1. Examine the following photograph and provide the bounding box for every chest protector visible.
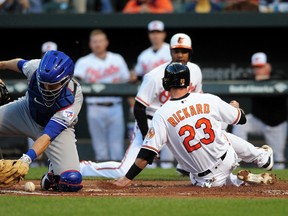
[28,73,75,127]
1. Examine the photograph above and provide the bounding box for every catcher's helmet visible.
[36,50,74,107]
[162,62,190,91]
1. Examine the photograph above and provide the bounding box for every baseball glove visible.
[0,159,29,187]
[0,79,11,106]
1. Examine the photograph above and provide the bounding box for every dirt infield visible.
[1,179,288,198]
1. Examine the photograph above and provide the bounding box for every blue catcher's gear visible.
[162,62,190,91]
[58,170,83,192]
[41,170,83,192]
[36,50,74,107]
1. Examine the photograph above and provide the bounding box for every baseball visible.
[24,181,35,192]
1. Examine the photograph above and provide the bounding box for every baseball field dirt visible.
[2,178,288,198]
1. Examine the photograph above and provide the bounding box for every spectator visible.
[259,0,288,12]
[0,0,31,13]
[86,0,114,13]
[122,0,174,13]
[74,29,130,162]
[223,0,259,11]
[185,0,222,13]
[232,52,287,169]
[113,0,129,12]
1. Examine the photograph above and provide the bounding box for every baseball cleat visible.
[261,145,274,171]
[40,172,60,191]
[237,170,276,185]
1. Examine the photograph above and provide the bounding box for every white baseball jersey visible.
[135,62,203,117]
[134,43,171,77]
[142,93,241,174]
[74,52,130,104]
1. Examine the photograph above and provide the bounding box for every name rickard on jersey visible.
[167,103,210,127]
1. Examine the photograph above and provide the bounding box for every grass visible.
[1,167,288,216]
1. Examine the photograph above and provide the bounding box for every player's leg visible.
[0,97,38,136]
[107,104,125,161]
[189,145,242,187]
[80,121,143,178]
[263,121,287,169]
[87,105,109,161]
[224,131,273,169]
[41,128,83,192]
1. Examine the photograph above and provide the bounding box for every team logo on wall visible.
[145,127,155,139]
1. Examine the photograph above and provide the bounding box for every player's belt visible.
[197,151,227,177]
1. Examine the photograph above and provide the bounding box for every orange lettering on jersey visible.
[168,103,210,127]
[86,65,120,82]
[189,105,197,116]
[196,104,203,114]
[182,107,191,118]
[172,113,180,123]
[176,110,185,121]
[168,117,178,127]
[204,104,210,113]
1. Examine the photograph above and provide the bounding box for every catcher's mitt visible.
[0,79,11,106]
[0,160,29,188]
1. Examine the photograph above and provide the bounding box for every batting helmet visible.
[162,62,190,91]
[36,50,74,107]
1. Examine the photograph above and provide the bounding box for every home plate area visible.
[1,179,288,198]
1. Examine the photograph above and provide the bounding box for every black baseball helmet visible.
[162,62,190,91]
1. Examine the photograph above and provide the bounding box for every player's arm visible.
[229,100,247,124]
[114,148,157,187]
[133,100,149,139]
[0,58,23,73]
[19,134,51,165]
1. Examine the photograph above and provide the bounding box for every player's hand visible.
[229,100,239,108]
[113,176,132,187]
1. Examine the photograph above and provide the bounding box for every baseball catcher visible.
[0,78,10,106]
[0,159,29,187]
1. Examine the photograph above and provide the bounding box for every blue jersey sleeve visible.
[43,120,67,141]
[17,60,29,73]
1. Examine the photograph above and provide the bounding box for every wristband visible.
[125,163,143,180]
[25,149,37,162]
[20,154,32,165]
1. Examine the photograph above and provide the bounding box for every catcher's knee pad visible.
[58,170,83,192]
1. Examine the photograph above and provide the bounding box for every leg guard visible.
[58,170,83,192]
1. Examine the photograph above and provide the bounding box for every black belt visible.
[147,115,153,120]
[197,151,227,177]
[89,102,120,107]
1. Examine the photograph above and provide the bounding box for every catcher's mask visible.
[36,50,74,107]
[162,62,190,91]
